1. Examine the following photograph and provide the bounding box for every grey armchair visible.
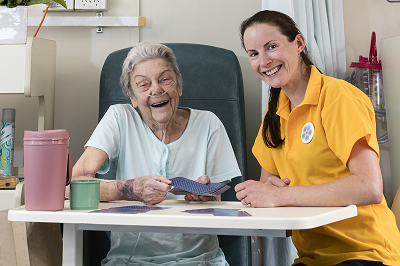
[83,43,251,266]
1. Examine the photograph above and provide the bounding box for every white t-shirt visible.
[85,104,241,266]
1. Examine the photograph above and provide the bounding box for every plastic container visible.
[1,108,15,177]
[350,32,385,111]
[70,180,101,210]
[23,130,72,211]
[0,6,28,44]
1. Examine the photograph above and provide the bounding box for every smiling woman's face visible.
[243,23,305,90]
[130,58,182,129]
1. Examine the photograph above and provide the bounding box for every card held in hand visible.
[169,177,230,196]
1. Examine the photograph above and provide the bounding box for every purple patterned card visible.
[91,205,169,214]
[183,208,252,217]
[169,177,230,196]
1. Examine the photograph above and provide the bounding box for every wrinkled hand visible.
[184,175,220,202]
[235,176,290,208]
[120,175,171,205]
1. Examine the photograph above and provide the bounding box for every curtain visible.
[255,1,346,265]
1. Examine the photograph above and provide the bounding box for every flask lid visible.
[24,129,69,141]
[350,32,382,70]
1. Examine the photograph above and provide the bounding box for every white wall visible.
[0,0,263,180]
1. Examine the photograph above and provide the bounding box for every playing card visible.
[183,208,252,217]
[169,177,230,196]
[92,205,168,214]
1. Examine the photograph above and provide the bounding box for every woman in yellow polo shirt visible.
[235,10,400,266]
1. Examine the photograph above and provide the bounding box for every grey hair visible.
[120,42,183,98]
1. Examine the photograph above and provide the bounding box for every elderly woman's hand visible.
[118,175,171,205]
[184,175,220,202]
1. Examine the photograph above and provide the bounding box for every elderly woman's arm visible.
[68,146,171,205]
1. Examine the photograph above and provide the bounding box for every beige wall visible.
[343,0,400,205]
[1,1,263,180]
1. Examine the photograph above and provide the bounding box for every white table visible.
[8,200,357,266]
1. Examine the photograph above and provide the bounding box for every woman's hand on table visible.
[184,175,220,202]
[235,176,290,208]
[119,175,171,205]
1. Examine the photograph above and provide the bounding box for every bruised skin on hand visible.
[116,179,142,202]
[116,176,170,205]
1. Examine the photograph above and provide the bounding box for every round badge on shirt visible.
[301,122,314,144]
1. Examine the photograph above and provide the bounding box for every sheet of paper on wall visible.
[169,177,230,196]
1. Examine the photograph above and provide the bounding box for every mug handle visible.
[66,150,72,186]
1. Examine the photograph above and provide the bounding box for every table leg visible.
[251,236,264,266]
[63,223,83,266]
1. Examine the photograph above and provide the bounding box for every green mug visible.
[70,180,100,210]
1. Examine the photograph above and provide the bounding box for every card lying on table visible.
[169,177,230,196]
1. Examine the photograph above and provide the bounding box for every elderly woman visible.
[71,42,240,266]
[235,10,400,266]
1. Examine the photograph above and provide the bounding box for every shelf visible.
[28,16,145,27]
[0,37,56,131]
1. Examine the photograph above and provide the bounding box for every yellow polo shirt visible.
[253,66,400,266]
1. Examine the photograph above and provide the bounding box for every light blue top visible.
[85,104,241,266]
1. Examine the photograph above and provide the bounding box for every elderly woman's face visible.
[243,23,305,90]
[129,58,182,128]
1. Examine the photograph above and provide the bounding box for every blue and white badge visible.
[301,122,314,144]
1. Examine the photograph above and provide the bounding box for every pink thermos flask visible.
[23,130,72,211]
